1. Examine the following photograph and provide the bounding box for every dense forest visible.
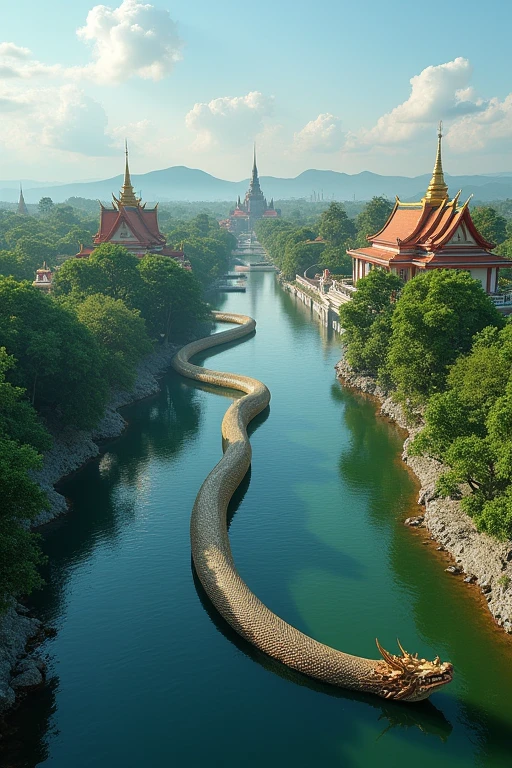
[339,269,512,540]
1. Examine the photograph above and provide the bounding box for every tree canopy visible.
[410,325,512,540]
[355,197,394,247]
[387,270,504,403]
[0,277,108,427]
[138,255,207,341]
[338,269,402,378]
[471,206,507,246]
[75,294,152,391]
[0,349,50,612]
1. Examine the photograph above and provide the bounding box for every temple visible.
[17,184,28,215]
[32,262,53,293]
[348,125,509,294]
[77,143,187,267]
[225,147,280,233]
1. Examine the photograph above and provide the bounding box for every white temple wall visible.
[468,268,487,290]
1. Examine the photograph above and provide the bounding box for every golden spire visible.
[119,139,139,206]
[423,122,449,206]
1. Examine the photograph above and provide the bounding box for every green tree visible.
[53,257,109,299]
[14,236,57,269]
[339,269,402,378]
[319,202,356,247]
[387,270,504,403]
[38,197,54,216]
[75,294,152,390]
[0,277,108,427]
[355,197,394,246]
[0,250,33,281]
[282,241,324,280]
[0,348,51,453]
[471,206,507,246]
[89,243,143,308]
[0,350,50,612]
[409,322,512,540]
[138,255,207,341]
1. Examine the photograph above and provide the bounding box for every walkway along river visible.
[3,271,512,767]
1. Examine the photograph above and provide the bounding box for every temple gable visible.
[447,224,476,246]
[112,222,137,241]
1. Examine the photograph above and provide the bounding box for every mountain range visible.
[1,167,512,205]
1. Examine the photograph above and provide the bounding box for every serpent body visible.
[172,311,453,702]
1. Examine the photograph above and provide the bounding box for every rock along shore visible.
[0,341,180,715]
[335,357,512,636]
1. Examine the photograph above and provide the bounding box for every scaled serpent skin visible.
[172,312,453,702]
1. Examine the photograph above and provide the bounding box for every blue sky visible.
[1,0,512,182]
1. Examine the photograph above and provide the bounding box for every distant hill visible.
[2,166,512,205]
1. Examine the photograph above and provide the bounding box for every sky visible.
[1,0,512,183]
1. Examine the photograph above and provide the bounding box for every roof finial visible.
[423,121,449,206]
[119,139,139,206]
[17,182,29,215]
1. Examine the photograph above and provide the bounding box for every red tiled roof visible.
[348,246,400,264]
[95,204,165,247]
[76,246,94,258]
[159,248,185,259]
[370,199,495,252]
[371,204,425,246]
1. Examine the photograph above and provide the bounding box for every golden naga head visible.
[374,639,453,702]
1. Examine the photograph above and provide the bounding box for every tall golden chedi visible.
[422,122,450,206]
[348,123,509,294]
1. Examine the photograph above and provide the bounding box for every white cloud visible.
[0,85,114,156]
[0,43,62,80]
[445,94,512,153]
[185,91,274,150]
[293,113,344,153]
[0,43,31,59]
[39,86,114,155]
[351,57,487,148]
[76,0,183,83]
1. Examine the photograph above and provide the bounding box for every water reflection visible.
[0,372,204,765]
[334,378,512,767]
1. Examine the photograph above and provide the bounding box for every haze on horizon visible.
[1,0,511,184]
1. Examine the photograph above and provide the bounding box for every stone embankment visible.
[0,341,179,714]
[336,357,512,635]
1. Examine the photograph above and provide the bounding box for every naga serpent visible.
[172,311,453,702]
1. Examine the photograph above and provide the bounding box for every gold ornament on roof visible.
[118,139,140,207]
[422,122,449,206]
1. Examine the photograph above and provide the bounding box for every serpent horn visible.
[397,638,409,658]
[376,638,401,669]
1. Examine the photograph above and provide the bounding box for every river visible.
[3,271,512,768]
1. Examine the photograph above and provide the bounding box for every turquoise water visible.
[3,271,512,767]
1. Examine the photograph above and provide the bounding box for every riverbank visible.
[335,357,512,635]
[0,340,180,715]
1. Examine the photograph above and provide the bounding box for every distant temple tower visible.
[348,124,509,294]
[226,146,280,233]
[17,184,28,215]
[77,142,188,267]
[32,262,53,293]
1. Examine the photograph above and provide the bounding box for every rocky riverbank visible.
[0,341,180,715]
[336,357,512,635]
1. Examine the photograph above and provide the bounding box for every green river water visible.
[3,271,512,767]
